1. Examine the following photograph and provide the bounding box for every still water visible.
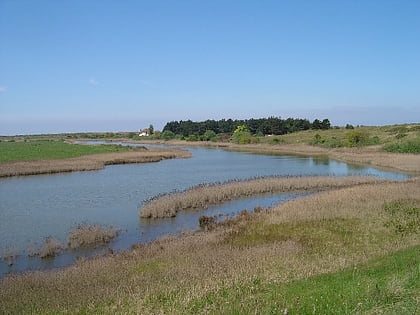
[0,145,407,277]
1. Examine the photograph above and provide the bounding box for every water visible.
[0,145,407,277]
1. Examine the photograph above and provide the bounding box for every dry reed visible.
[140,175,385,218]
[0,148,191,177]
[37,237,63,258]
[0,177,418,313]
[67,224,119,249]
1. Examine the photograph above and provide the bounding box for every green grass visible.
[0,140,132,163]
[223,218,361,252]
[258,123,420,149]
[187,245,420,314]
[383,138,420,154]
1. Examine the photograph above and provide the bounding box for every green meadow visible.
[0,140,131,163]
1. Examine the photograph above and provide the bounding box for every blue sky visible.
[1,0,419,135]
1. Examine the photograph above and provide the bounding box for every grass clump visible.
[38,237,63,258]
[198,215,217,231]
[383,200,419,235]
[67,224,119,249]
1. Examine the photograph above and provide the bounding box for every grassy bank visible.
[1,177,418,313]
[0,140,134,163]
[140,175,384,218]
[0,141,191,177]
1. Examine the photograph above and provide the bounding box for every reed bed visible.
[140,175,385,218]
[0,178,418,313]
[67,224,119,249]
[0,148,191,177]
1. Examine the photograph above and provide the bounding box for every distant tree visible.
[321,119,331,130]
[202,130,217,141]
[345,124,354,129]
[312,119,322,130]
[148,124,154,135]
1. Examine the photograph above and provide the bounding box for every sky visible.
[1,0,419,135]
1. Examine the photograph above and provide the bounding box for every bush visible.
[186,134,199,142]
[160,130,176,140]
[383,138,420,153]
[202,130,217,141]
[311,134,324,145]
[345,130,369,147]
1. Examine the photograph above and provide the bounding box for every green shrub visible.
[383,138,420,153]
[345,130,369,147]
[202,130,217,141]
[311,133,324,145]
[160,130,176,140]
[186,134,199,142]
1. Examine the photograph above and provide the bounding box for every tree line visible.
[162,117,331,137]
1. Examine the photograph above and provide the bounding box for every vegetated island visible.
[0,140,191,177]
[0,119,419,313]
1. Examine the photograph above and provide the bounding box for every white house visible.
[139,128,150,137]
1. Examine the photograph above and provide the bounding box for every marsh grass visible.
[0,140,134,163]
[37,237,63,259]
[0,147,191,177]
[140,175,384,218]
[68,224,120,249]
[0,178,418,313]
[0,249,19,266]
[383,199,420,235]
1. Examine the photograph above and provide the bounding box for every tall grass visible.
[140,175,384,218]
[0,178,418,313]
[67,224,120,249]
[0,148,191,177]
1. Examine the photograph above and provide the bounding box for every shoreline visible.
[0,147,191,178]
[2,138,419,177]
[1,177,418,312]
[134,139,420,174]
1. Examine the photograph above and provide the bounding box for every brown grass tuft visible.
[140,175,385,218]
[67,224,120,249]
[38,237,63,258]
[0,148,191,177]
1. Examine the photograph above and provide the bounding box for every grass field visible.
[260,123,420,151]
[0,140,133,163]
